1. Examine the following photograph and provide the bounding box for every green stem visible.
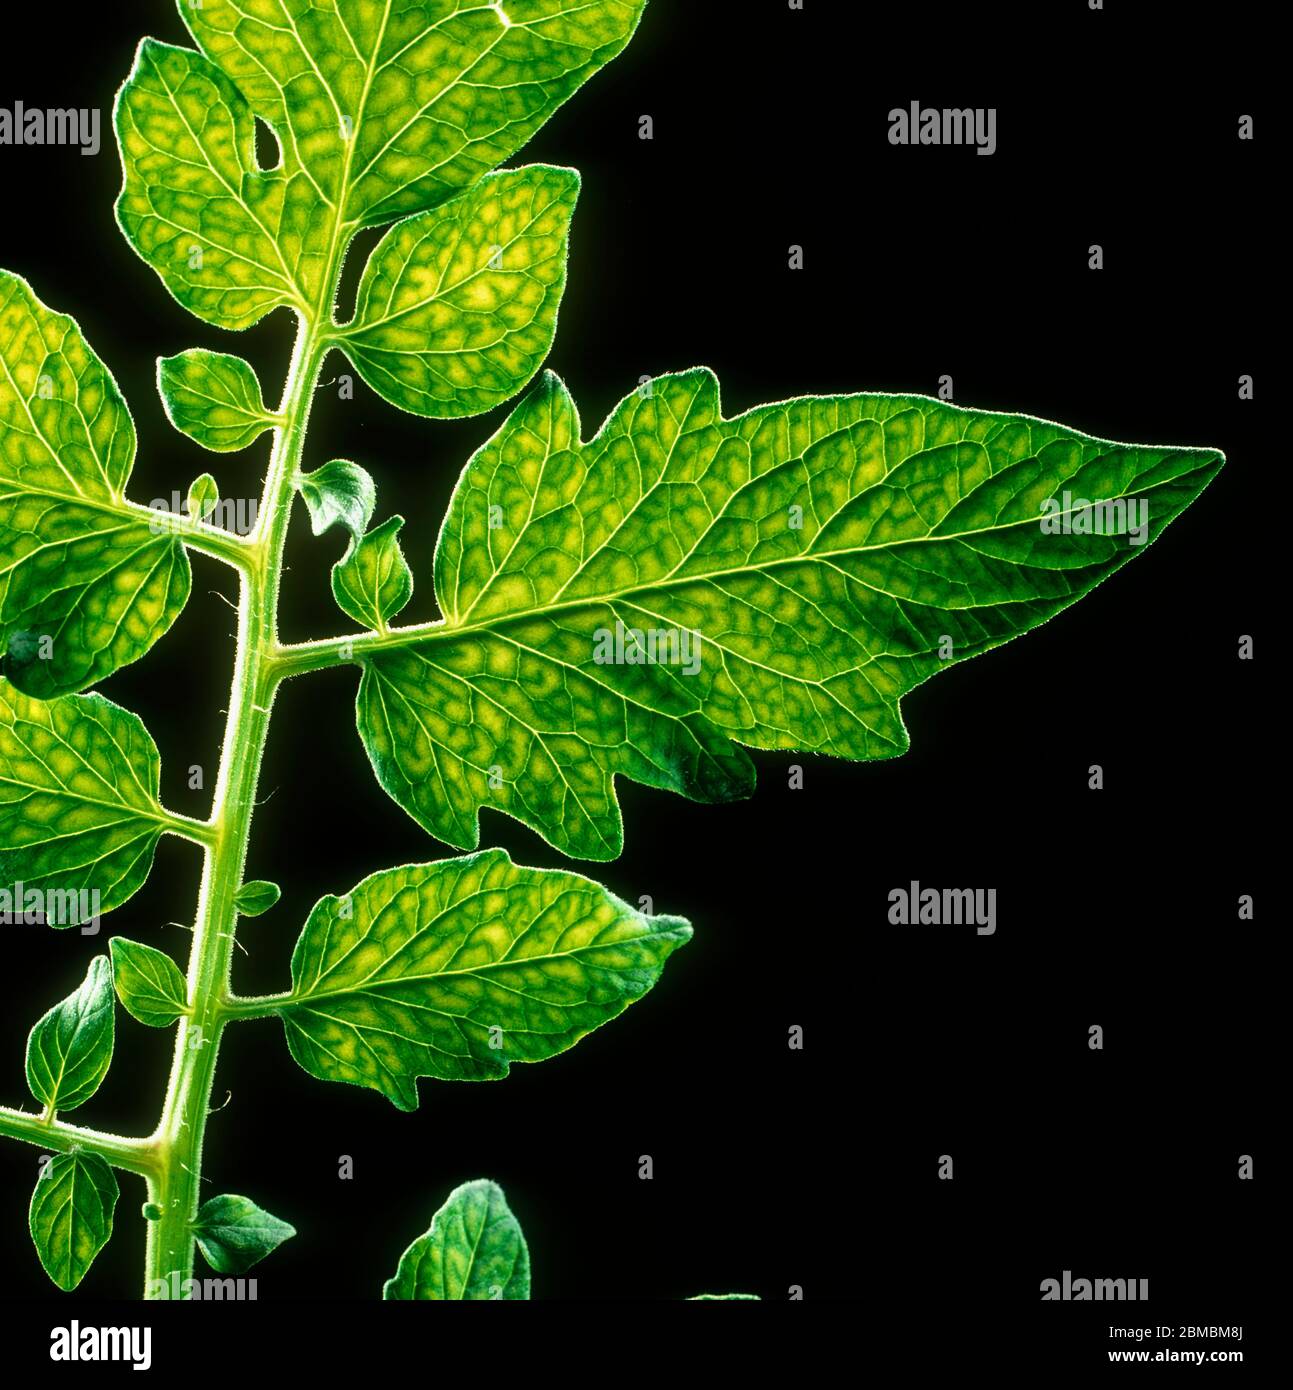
[122,498,255,572]
[0,1105,157,1178]
[218,993,292,1022]
[160,810,219,848]
[141,316,327,1298]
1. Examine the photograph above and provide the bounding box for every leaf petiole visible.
[0,1103,158,1178]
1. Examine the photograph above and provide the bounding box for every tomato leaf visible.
[279,848,690,1109]
[384,1180,529,1300]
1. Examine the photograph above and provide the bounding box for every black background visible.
[0,0,1273,1371]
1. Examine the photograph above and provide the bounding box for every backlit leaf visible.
[384,1179,529,1300]
[299,459,376,548]
[0,683,169,919]
[110,938,189,1028]
[114,38,315,329]
[332,516,412,631]
[337,166,578,418]
[187,472,219,520]
[29,1149,119,1292]
[279,847,691,1109]
[116,1,646,331]
[0,272,190,696]
[182,0,645,229]
[356,371,1225,859]
[192,1194,296,1275]
[26,957,115,1114]
[234,879,281,917]
[159,350,276,452]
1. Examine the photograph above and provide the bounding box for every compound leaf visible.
[337,165,579,418]
[192,1194,296,1275]
[0,684,169,920]
[332,516,412,631]
[384,1179,529,1300]
[110,938,189,1028]
[29,1149,119,1292]
[26,956,115,1114]
[116,1,646,334]
[159,350,276,452]
[279,847,691,1109]
[355,371,1225,860]
[0,272,190,696]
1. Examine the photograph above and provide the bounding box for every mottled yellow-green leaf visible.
[0,683,169,919]
[357,370,1225,860]
[182,0,645,228]
[332,516,412,631]
[338,166,578,417]
[384,1180,529,1299]
[110,937,189,1028]
[26,956,115,1114]
[116,2,646,331]
[0,271,190,697]
[29,1149,119,1292]
[160,350,276,452]
[279,848,691,1109]
[114,38,317,328]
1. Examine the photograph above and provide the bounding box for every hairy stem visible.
[141,317,327,1298]
[0,1105,157,1177]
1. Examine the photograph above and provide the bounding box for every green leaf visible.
[109,938,188,1028]
[29,1149,119,1291]
[159,350,276,453]
[191,1194,296,1275]
[234,879,281,917]
[337,166,579,418]
[0,272,190,697]
[116,2,646,329]
[332,516,412,632]
[299,459,376,548]
[114,38,312,329]
[356,371,1225,860]
[0,684,169,920]
[187,473,219,521]
[384,1180,529,1300]
[26,957,115,1114]
[181,0,646,229]
[279,847,691,1109]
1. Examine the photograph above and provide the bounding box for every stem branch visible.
[0,1104,156,1178]
[141,316,328,1298]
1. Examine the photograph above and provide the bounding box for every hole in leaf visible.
[332,225,384,327]
[254,118,281,173]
